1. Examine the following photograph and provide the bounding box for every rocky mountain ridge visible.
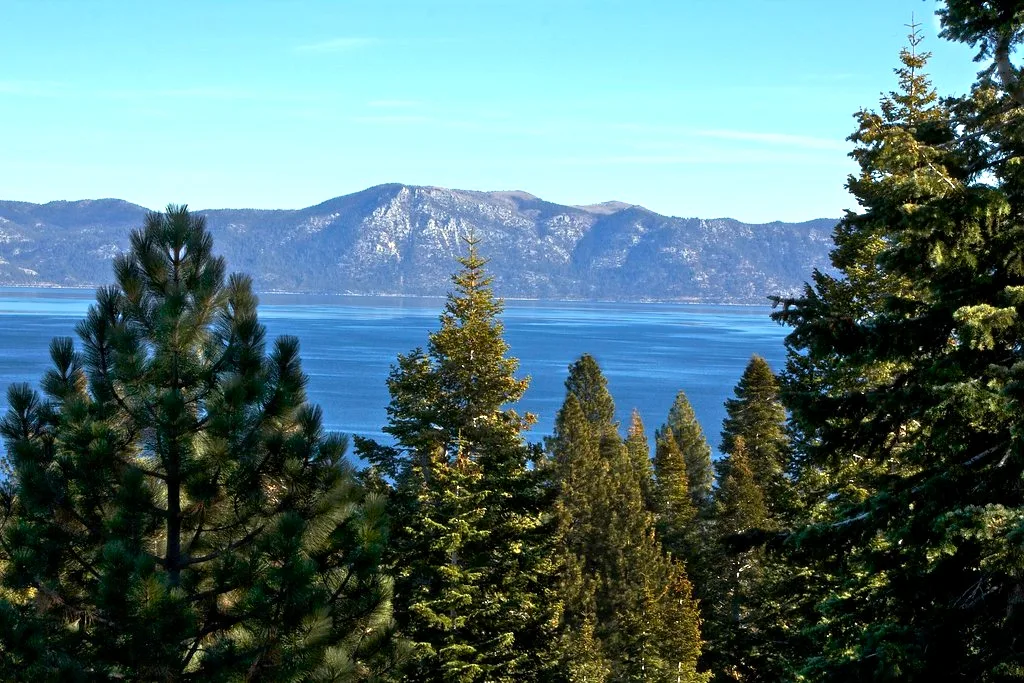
[0,184,836,303]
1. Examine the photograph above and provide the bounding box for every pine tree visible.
[719,356,790,518]
[0,206,395,680]
[624,410,655,511]
[664,391,714,510]
[717,439,768,548]
[550,357,706,682]
[652,428,697,558]
[563,355,616,430]
[773,20,1024,679]
[547,388,617,681]
[358,237,554,681]
[400,443,489,682]
[703,438,772,683]
[653,389,715,667]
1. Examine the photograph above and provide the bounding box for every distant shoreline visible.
[0,284,781,309]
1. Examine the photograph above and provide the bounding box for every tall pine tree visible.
[702,437,773,683]
[652,428,697,559]
[719,356,790,519]
[549,356,706,682]
[358,237,554,681]
[774,19,1024,679]
[0,206,396,680]
[624,410,655,511]
[662,391,714,511]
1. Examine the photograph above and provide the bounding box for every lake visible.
[0,288,790,455]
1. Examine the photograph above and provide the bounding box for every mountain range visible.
[0,184,837,303]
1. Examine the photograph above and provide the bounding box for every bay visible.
[0,288,789,455]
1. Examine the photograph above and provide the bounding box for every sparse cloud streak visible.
[694,128,849,151]
[367,99,423,109]
[295,37,378,53]
[0,80,69,97]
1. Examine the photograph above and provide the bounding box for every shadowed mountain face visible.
[0,184,835,302]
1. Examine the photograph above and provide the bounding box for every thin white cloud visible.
[367,99,423,108]
[694,128,849,151]
[0,80,69,97]
[591,122,849,152]
[295,37,378,53]
[550,150,853,167]
[150,86,268,100]
[350,114,432,125]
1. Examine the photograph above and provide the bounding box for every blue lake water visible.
[0,288,790,455]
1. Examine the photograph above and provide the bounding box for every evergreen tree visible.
[719,356,790,518]
[652,428,697,558]
[703,438,772,683]
[0,206,395,680]
[549,398,611,682]
[717,439,768,548]
[624,410,655,512]
[358,237,554,681]
[400,442,489,682]
[550,357,705,682]
[563,355,616,430]
[773,20,1024,679]
[663,391,714,510]
[553,551,609,683]
[653,389,715,669]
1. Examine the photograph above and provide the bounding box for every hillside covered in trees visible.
[0,2,1023,680]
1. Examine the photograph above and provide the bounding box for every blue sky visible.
[1,0,982,221]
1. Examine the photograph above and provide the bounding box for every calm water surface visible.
[0,289,789,453]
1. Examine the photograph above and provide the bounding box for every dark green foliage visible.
[720,356,790,519]
[358,238,554,682]
[663,391,714,510]
[717,439,768,538]
[549,357,706,682]
[700,438,774,683]
[772,20,1024,680]
[0,206,395,680]
[548,395,613,682]
[697,356,792,682]
[624,410,655,511]
[652,389,715,675]
[652,428,698,558]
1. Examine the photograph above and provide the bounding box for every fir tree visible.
[716,439,769,552]
[663,391,714,510]
[0,206,395,680]
[703,438,773,683]
[624,410,655,511]
[652,428,697,558]
[550,357,705,682]
[773,20,1024,679]
[358,237,554,681]
[719,356,790,518]
[400,442,489,682]
[547,389,617,681]
[563,355,616,430]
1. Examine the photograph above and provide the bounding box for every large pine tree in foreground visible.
[0,206,395,680]
[358,237,554,682]
[774,20,1024,680]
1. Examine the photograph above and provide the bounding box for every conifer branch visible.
[994,31,1024,108]
[180,523,267,567]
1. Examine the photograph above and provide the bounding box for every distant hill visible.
[0,184,836,303]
